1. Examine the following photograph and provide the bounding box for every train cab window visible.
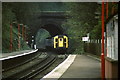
[64,38,66,42]
[55,39,58,42]
[64,43,66,46]
[56,43,58,47]
[60,38,62,41]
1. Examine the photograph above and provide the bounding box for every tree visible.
[62,2,99,54]
[2,3,39,52]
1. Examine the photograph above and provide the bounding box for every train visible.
[45,35,69,54]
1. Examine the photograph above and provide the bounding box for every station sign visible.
[82,37,89,41]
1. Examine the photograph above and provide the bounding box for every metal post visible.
[101,1,105,80]
[24,27,26,41]
[10,23,12,51]
[22,24,24,40]
[18,24,20,50]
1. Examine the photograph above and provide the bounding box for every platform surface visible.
[59,55,101,79]
[0,49,38,60]
[42,54,101,80]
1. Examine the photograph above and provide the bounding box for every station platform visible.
[41,54,101,80]
[0,49,38,60]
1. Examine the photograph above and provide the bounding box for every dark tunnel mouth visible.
[35,24,64,49]
[41,24,64,37]
[28,23,64,46]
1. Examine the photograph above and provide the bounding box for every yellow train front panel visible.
[58,38,64,47]
[53,35,68,49]
[54,36,58,48]
[63,35,68,48]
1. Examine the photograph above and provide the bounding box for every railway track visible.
[2,50,39,72]
[2,52,42,72]
[2,52,57,80]
[19,55,57,80]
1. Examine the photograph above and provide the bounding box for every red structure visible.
[24,26,28,42]
[24,27,26,41]
[22,24,25,40]
[18,24,20,49]
[10,23,13,51]
[101,1,105,80]
[102,1,118,80]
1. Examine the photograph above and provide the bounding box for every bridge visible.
[27,11,69,48]
[26,3,70,48]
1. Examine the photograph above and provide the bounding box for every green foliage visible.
[90,20,102,39]
[62,2,98,54]
[65,2,98,31]
[89,2,118,39]
[2,3,30,53]
[62,19,85,54]
[9,2,40,25]
[2,22,30,53]
[2,3,15,53]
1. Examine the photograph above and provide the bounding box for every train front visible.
[53,35,68,54]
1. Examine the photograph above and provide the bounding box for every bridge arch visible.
[41,23,64,37]
[29,21,64,48]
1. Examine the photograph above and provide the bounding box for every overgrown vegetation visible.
[62,2,98,54]
[62,2,118,54]
[2,3,40,53]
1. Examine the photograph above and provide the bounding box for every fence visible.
[84,39,102,56]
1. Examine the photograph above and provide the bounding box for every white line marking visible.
[0,49,38,61]
[40,54,76,80]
